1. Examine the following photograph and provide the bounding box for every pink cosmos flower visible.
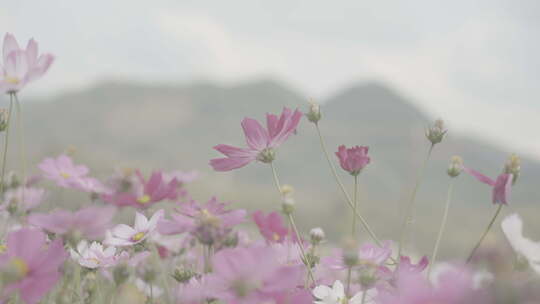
[28,205,117,240]
[105,209,164,246]
[463,167,513,204]
[1,33,54,93]
[0,228,67,304]
[39,154,89,188]
[378,264,489,304]
[253,210,289,243]
[206,245,304,304]
[398,255,429,275]
[158,197,246,245]
[102,170,178,208]
[70,240,128,269]
[323,241,393,270]
[210,107,302,171]
[335,145,370,176]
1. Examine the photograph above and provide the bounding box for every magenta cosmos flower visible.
[1,33,54,93]
[336,145,370,176]
[0,228,67,304]
[253,210,290,243]
[463,167,513,204]
[210,107,302,171]
[206,245,304,304]
[158,197,246,245]
[102,170,178,208]
[28,205,117,240]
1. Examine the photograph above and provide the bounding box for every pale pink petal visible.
[210,156,254,171]
[463,167,496,186]
[241,118,269,151]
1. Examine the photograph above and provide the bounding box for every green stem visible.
[314,123,382,247]
[0,94,14,194]
[150,244,172,303]
[466,204,503,264]
[73,263,83,303]
[269,162,315,285]
[14,94,26,204]
[428,180,454,278]
[361,290,367,304]
[397,144,434,262]
[352,175,358,236]
[345,267,353,297]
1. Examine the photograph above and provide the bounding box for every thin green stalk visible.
[269,162,315,285]
[14,94,26,203]
[466,204,503,264]
[314,123,382,247]
[428,180,454,278]
[73,264,83,304]
[150,244,172,303]
[397,144,434,262]
[346,175,359,296]
[352,175,359,236]
[361,290,367,304]
[0,94,14,194]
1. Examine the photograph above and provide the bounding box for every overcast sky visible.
[3,1,540,159]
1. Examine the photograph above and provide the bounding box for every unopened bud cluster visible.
[426,119,447,145]
[309,227,325,245]
[306,102,321,123]
[447,156,464,177]
[504,154,521,185]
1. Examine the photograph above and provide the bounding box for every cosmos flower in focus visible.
[313,280,366,304]
[105,209,164,246]
[463,167,513,205]
[335,145,370,176]
[70,240,128,269]
[210,107,302,171]
[0,33,54,93]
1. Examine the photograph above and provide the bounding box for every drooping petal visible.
[492,173,512,205]
[209,156,254,172]
[463,167,496,186]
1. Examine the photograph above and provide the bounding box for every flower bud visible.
[280,184,294,196]
[425,119,447,145]
[256,148,275,163]
[172,268,197,283]
[306,102,321,123]
[281,197,295,215]
[309,227,325,245]
[342,237,359,267]
[0,109,8,132]
[447,156,463,178]
[504,154,520,185]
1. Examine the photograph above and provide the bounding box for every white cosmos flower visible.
[105,209,164,246]
[70,240,127,268]
[313,280,366,304]
[501,213,540,275]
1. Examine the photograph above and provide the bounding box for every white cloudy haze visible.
[3,1,540,158]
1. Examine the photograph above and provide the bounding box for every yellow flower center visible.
[132,232,145,241]
[0,244,6,253]
[137,195,151,204]
[60,172,71,179]
[5,76,20,84]
[10,257,29,277]
[272,233,281,241]
[199,209,220,226]
[89,258,101,265]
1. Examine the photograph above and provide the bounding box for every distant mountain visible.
[2,79,537,257]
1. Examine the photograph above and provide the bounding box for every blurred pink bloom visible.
[38,154,88,186]
[175,277,213,304]
[158,197,246,245]
[378,264,489,304]
[398,255,429,276]
[206,245,304,303]
[0,33,54,93]
[2,187,45,212]
[253,210,289,243]
[0,228,67,304]
[210,107,302,171]
[102,170,178,208]
[359,241,393,265]
[463,167,513,204]
[105,209,164,246]
[162,170,199,185]
[335,145,370,176]
[28,205,117,240]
